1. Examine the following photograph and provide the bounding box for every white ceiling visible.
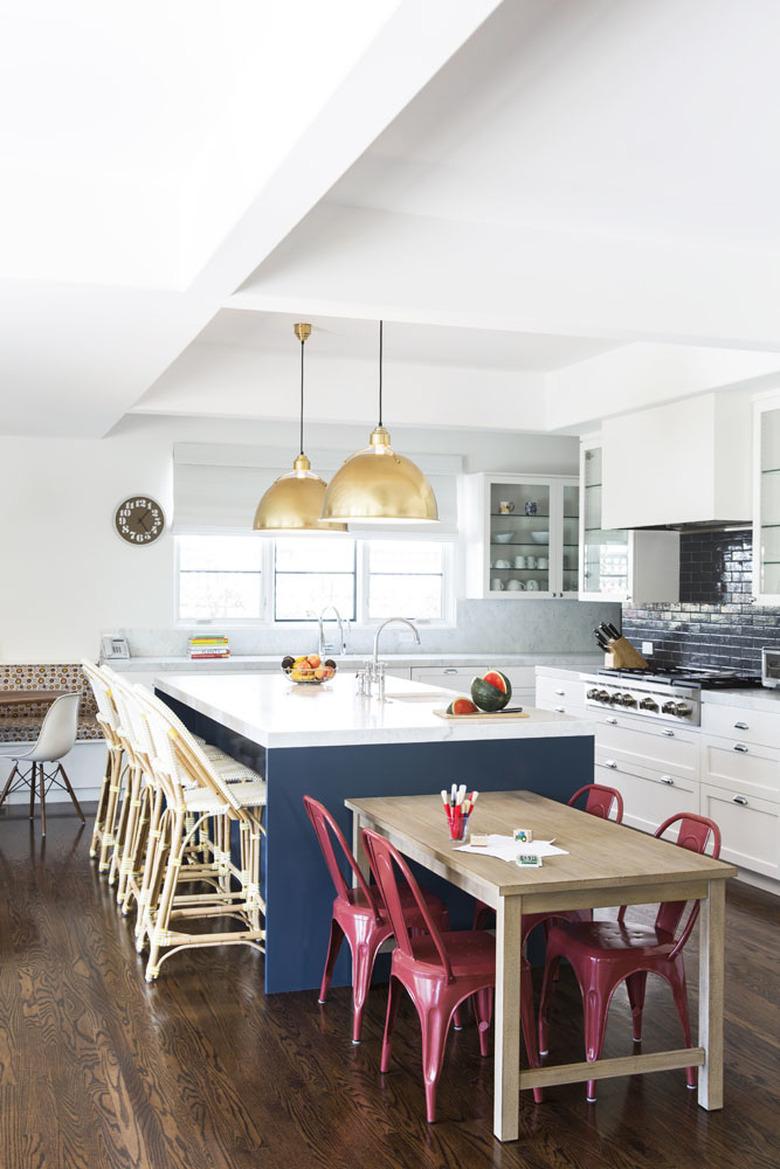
[193,310,619,371]
[5,0,780,439]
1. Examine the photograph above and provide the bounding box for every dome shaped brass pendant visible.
[254,453,347,533]
[321,426,438,524]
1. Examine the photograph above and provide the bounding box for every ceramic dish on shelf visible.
[530,531,549,544]
[494,559,511,569]
[281,654,337,684]
[493,532,513,544]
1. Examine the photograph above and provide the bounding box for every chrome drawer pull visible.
[606,717,618,725]
[733,795,749,806]
[604,759,618,770]
[554,706,565,713]
[734,721,749,730]
[662,729,675,737]
[733,743,749,753]
[443,668,458,675]
[660,775,675,786]
[555,688,565,696]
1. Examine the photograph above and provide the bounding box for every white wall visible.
[0,413,581,662]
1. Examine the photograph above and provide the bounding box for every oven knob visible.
[639,696,659,712]
[661,701,677,715]
[673,702,692,718]
[586,688,601,700]
[621,694,638,708]
[609,692,625,705]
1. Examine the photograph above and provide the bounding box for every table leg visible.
[352,812,369,886]
[698,878,725,1109]
[494,894,522,1142]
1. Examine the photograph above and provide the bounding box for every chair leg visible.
[583,983,612,1103]
[669,960,697,1090]
[626,971,648,1043]
[419,1005,450,1123]
[380,975,403,1073]
[29,762,37,821]
[350,939,379,1045]
[473,987,493,1058]
[90,750,112,858]
[38,763,47,837]
[538,954,561,1055]
[521,971,544,1104]
[146,810,184,981]
[56,763,85,823]
[318,919,344,1005]
[0,764,19,810]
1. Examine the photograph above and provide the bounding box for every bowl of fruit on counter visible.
[281,654,337,685]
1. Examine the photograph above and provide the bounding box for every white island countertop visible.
[154,672,596,750]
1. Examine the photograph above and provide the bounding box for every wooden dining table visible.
[346,789,735,1143]
[0,690,66,707]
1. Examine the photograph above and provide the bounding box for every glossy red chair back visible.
[363,829,454,981]
[568,782,624,822]
[303,795,381,920]
[619,812,721,944]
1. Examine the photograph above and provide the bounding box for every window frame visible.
[173,531,458,630]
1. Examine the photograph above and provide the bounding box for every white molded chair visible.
[0,693,84,835]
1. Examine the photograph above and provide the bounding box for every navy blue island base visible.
[159,691,594,995]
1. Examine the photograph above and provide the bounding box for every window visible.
[366,541,447,620]
[177,535,264,621]
[274,537,357,622]
[175,535,454,625]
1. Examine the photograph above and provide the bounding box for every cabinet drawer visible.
[700,782,780,880]
[700,734,780,802]
[595,758,698,835]
[595,719,698,781]
[536,676,586,715]
[701,701,780,750]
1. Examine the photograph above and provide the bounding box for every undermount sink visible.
[384,690,449,702]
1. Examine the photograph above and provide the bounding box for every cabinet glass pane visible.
[582,446,628,596]
[489,481,550,593]
[562,484,580,594]
[760,408,780,593]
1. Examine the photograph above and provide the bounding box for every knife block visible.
[604,636,649,670]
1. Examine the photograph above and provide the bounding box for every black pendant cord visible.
[378,319,384,427]
[299,336,305,456]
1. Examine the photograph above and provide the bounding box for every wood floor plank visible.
[0,814,777,1168]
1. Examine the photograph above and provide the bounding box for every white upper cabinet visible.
[753,394,780,603]
[579,435,680,604]
[601,393,752,530]
[461,473,579,599]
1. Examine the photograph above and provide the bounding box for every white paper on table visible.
[455,833,568,860]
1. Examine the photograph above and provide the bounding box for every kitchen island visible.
[154,672,595,993]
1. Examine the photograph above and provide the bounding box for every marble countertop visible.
[701,686,780,711]
[111,651,602,673]
[154,672,596,750]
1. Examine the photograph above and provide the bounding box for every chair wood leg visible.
[57,763,85,823]
[0,763,19,809]
[38,763,47,836]
[90,749,113,858]
[29,762,37,821]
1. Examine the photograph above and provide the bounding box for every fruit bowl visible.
[281,654,337,685]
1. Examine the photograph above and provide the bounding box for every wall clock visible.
[114,495,166,545]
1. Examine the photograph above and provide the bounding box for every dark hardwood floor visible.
[0,810,778,1169]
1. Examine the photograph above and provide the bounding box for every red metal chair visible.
[303,796,450,1044]
[364,828,543,1122]
[538,812,721,1103]
[473,783,625,938]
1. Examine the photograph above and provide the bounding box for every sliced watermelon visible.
[446,696,478,716]
[471,675,512,712]
[483,669,510,695]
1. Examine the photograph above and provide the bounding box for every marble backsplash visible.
[116,598,619,660]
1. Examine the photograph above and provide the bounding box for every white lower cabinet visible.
[595,713,698,782]
[700,783,780,880]
[535,674,586,716]
[596,754,699,834]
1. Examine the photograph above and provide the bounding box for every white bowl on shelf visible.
[493,532,513,544]
[530,530,549,544]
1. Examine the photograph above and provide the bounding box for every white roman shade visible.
[173,443,462,536]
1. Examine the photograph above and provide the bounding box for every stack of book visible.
[189,635,231,660]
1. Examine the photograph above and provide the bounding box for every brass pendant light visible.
[320,321,438,524]
[253,323,347,533]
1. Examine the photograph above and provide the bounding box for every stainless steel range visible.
[583,667,761,727]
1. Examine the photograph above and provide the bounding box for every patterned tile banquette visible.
[0,664,100,743]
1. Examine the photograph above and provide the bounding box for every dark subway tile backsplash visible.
[622,529,780,673]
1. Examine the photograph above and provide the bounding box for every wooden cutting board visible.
[433,708,530,720]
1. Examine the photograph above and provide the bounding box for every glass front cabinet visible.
[462,473,580,599]
[754,395,780,602]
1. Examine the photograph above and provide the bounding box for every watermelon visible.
[471,669,512,712]
[446,696,478,716]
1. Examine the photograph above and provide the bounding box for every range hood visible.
[601,393,752,531]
